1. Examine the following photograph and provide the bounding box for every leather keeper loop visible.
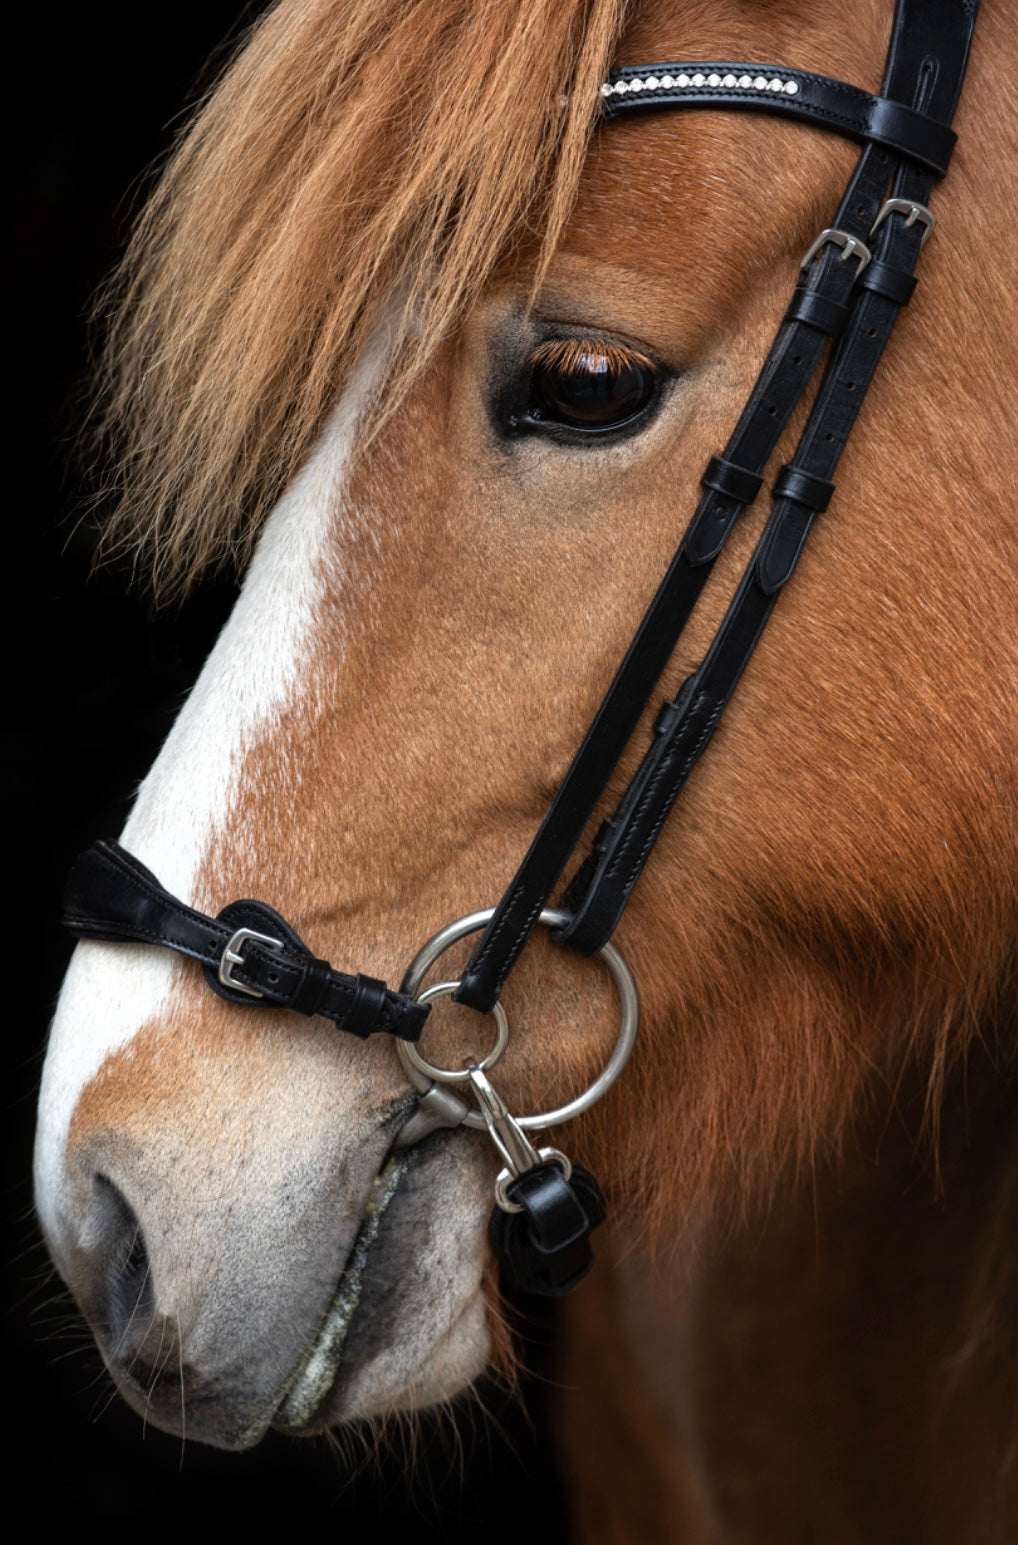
[291,957,333,1017]
[773,463,835,512]
[701,454,764,506]
[784,288,850,336]
[346,972,391,1036]
[857,259,917,306]
[867,96,956,176]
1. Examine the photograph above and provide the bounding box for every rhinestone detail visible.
[604,68,802,100]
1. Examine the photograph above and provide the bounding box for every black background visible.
[8,5,568,1533]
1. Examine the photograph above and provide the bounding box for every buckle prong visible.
[218,926,284,997]
[799,227,872,275]
[870,197,936,247]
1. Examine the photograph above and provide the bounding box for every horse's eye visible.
[528,340,658,432]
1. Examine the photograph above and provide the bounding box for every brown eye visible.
[529,340,657,431]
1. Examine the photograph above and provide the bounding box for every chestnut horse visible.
[36,0,1017,1538]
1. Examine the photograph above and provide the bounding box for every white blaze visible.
[35,358,382,1247]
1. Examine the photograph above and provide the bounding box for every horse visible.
[35,0,1018,1538]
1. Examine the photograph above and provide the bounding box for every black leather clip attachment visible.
[487,1163,607,1298]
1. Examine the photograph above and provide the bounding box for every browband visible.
[600,62,956,176]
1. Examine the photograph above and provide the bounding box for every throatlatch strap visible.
[63,841,428,1041]
[456,0,978,1009]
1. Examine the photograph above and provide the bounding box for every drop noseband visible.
[64,0,980,1294]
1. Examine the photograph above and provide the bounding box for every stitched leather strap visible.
[601,61,957,176]
[63,841,429,1041]
[456,0,978,1007]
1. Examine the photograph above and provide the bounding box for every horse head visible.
[35,0,1017,1524]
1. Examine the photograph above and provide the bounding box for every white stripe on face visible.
[35,345,386,1253]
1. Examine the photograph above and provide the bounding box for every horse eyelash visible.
[527,337,657,377]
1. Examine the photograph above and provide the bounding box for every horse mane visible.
[92,0,633,599]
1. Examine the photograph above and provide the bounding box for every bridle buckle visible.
[218,926,284,997]
[870,197,936,247]
[799,226,872,274]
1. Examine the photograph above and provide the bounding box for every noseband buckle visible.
[219,926,284,997]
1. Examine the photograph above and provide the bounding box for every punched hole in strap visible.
[701,454,763,505]
[772,463,835,512]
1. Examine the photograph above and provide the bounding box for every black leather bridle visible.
[63,0,980,1293]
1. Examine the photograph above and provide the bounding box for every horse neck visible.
[559,1014,1018,1544]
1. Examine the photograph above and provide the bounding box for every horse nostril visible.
[89,1174,156,1360]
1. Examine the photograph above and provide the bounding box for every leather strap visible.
[456,0,978,1007]
[487,1163,606,1297]
[601,61,957,176]
[63,841,429,1041]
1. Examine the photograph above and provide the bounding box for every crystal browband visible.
[598,60,957,177]
[603,68,801,98]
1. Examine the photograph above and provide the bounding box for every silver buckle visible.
[218,927,284,997]
[870,198,936,247]
[799,227,872,275]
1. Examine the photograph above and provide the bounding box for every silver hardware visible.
[218,926,284,997]
[799,227,872,274]
[466,1064,544,1178]
[870,197,936,247]
[398,980,510,1084]
[391,1083,472,1149]
[397,906,639,1133]
[467,1065,574,1214]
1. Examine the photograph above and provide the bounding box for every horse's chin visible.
[272,1134,494,1436]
